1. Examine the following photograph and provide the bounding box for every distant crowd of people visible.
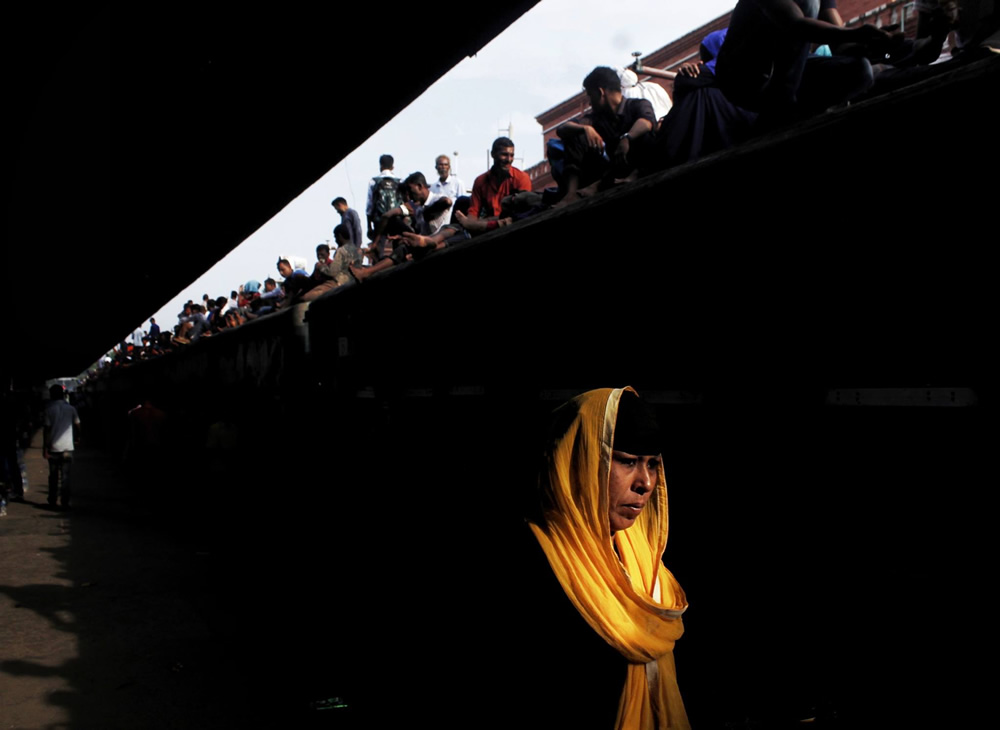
[100,145,519,366]
[100,0,997,368]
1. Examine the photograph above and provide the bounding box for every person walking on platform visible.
[43,384,80,510]
[1,390,26,515]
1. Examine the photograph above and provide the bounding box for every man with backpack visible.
[365,154,404,258]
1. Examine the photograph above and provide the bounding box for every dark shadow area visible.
[6,2,542,381]
[19,53,995,728]
[53,380,991,729]
[1,441,282,728]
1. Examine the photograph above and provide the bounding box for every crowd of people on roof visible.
[99,0,997,369]
[545,0,996,205]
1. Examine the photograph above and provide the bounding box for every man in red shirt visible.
[463,137,531,229]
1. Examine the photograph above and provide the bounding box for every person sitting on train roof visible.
[651,28,757,170]
[370,172,452,241]
[275,257,315,305]
[553,66,657,207]
[205,296,228,329]
[713,0,891,129]
[349,198,472,283]
[464,137,532,228]
[252,277,284,315]
[301,227,363,301]
[175,303,208,344]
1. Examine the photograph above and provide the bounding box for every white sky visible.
[140,1,735,339]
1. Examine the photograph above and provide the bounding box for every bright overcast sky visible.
[141,1,735,340]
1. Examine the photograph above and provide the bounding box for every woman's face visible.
[608,450,660,534]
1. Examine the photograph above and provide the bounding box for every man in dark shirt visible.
[555,66,656,205]
[331,197,364,249]
[275,258,315,304]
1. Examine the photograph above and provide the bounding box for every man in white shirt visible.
[43,384,80,509]
[429,155,464,203]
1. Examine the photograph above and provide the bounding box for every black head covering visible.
[613,391,662,455]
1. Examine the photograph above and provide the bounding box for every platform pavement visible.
[0,432,330,729]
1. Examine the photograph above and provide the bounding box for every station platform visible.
[0,434,351,729]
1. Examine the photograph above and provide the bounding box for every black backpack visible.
[371,176,403,221]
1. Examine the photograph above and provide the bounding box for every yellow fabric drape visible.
[529,387,690,730]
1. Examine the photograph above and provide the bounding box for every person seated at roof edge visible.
[552,66,656,208]
[350,197,472,283]
[369,171,452,247]
[650,28,757,170]
[175,303,208,343]
[456,136,531,232]
[248,277,284,316]
[301,226,363,301]
[350,223,453,284]
[275,257,315,306]
[713,0,891,130]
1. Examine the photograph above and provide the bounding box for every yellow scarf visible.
[529,387,690,730]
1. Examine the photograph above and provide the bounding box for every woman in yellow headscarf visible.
[520,386,690,730]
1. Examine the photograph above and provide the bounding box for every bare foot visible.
[552,181,601,209]
[551,192,582,210]
[400,232,432,249]
[612,170,640,185]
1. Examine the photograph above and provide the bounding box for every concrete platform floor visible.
[0,434,342,730]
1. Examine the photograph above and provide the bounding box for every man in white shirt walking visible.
[43,384,80,509]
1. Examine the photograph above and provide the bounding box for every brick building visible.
[525,0,925,190]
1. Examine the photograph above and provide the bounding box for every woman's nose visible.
[634,465,654,492]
